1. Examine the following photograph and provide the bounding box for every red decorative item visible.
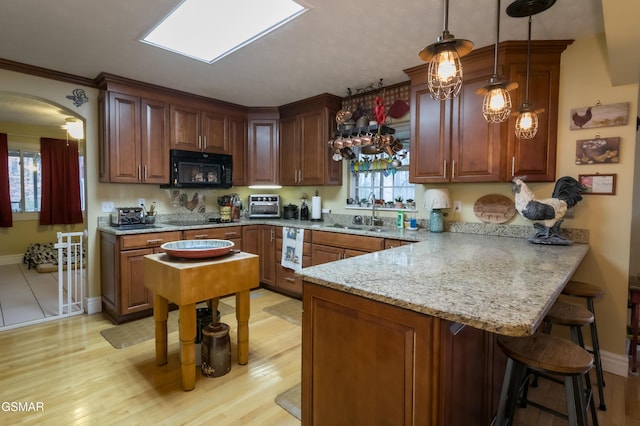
[374,96,386,125]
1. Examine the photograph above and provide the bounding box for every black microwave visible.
[164,149,232,189]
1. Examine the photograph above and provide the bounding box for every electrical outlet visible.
[101,201,114,213]
[138,198,145,208]
[453,201,462,212]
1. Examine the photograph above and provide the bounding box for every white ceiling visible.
[0,0,637,127]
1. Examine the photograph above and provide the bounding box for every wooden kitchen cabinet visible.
[100,230,182,323]
[247,108,280,185]
[384,239,414,249]
[273,227,311,297]
[230,115,248,186]
[98,90,170,184]
[311,231,383,266]
[404,40,570,183]
[502,40,570,182]
[279,94,342,186]
[183,226,242,250]
[170,103,229,154]
[259,225,277,285]
[302,283,506,425]
[405,51,501,183]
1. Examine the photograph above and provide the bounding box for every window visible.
[8,148,41,213]
[8,145,85,214]
[349,127,415,209]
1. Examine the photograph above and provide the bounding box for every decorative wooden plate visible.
[161,239,235,259]
[473,194,517,224]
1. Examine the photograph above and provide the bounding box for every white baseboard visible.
[0,255,24,265]
[601,349,629,377]
[85,297,102,315]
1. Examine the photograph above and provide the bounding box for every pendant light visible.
[476,0,518,123]
[419,0,473,101]
[507,0,555,139]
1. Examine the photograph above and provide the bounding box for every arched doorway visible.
[0,92,87,330]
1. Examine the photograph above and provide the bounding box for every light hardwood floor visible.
[0,287,638,425]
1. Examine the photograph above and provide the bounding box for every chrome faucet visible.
[367,192,376,226]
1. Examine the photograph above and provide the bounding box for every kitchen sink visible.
[328,224,384,232]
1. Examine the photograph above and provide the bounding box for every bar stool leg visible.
[587,297,606,410]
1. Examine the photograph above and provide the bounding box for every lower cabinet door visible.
[120,248,154,314]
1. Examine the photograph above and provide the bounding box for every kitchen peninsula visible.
[298,233,589,425]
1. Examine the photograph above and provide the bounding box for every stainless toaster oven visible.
[248,194,280,218]
[110,207,144,226]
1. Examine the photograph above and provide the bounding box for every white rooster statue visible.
[511,176,585,245]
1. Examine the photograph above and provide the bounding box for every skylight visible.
[141,0,307,63]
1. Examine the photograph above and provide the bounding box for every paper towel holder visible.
[311,191,323,222]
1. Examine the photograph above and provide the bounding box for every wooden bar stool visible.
[495,333,596,426]
[562,280,606,410]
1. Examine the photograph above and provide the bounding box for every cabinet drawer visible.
[384,239,414,249]
[183,226,242,240]
[275,238,311,256]
[312,230,383,252]
[275,226,312,242]
[119,231,182,250]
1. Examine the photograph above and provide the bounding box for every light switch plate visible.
[101,201,114,213]
[453,201,462,212]
[138,198,145,208]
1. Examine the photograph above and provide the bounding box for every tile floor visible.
[0,263,75,329]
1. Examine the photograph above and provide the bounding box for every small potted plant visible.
[395,196,404,209]
[406,198,415,209]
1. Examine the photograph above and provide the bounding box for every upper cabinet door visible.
[201,109,229,154]
[409,84,449,183]
[450,64,503,183]
[230,115,248,186]
[107,92,141,183]
[140,98,170,184]
[170,104,200,151]
[248,117,279,185]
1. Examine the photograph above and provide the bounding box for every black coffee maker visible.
[300,200,310,220]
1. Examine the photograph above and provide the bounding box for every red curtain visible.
[0,133,12,227]
[40,138,83,225]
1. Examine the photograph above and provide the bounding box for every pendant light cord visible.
[443,0,450,32]
[524,14,532,103]
[493,0,501,75]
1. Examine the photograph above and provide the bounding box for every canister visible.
[201,322,231,378]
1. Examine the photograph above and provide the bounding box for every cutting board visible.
[473,194,517,224]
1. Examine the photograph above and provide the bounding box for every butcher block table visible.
[144,251,259,391]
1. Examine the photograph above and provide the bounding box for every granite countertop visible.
[296,232,589,337]
[97,218,431,242]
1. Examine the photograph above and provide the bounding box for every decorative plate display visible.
[473,194,517,224]
[161,239,235,259]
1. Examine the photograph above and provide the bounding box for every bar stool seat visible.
[495,333,596,426]
[561,280,606,411]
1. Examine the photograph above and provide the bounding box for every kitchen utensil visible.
[473,194,517,224]
[283,203,299,219]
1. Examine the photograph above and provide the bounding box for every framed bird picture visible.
[578,173,616,195]
[575,136,620,164]
[570,102,629,130]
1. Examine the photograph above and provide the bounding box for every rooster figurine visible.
[512,176,585,245]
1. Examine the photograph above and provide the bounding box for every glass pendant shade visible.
[428,46,464,100]
[482,86,513,123]
[514,108,539,139]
